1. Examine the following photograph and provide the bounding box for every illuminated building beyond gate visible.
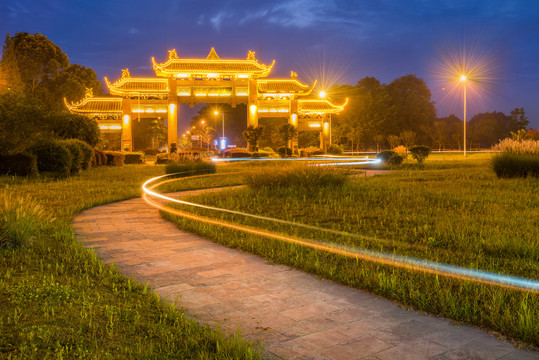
[65,48,347,152]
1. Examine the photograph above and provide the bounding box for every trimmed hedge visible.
[59,140,83,174]
[300,147,324,157]
[377,150,403,165]
[409,145,431,163]
[277,146,292,157]
[143,148,159,155]
[0,153,38,177]
[165,159,216,177]
[492,153,539,178]
[222,148,251,158]
[104,151,125,166]
[124,152,145,164]
[75,140,95,169]
[28,140,72,177]
[93,149,107,166]
[327,144,343,155]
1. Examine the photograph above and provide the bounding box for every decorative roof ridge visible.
[298,97,349,111]
[64,93,122,111]
[206,47,220,60]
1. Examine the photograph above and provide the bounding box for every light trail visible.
[210,156,381,164]
[141,163,538,294]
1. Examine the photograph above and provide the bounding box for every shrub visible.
[59,139,83,174]
[165,159,216,177]
[123,152,145,164]
[261,147,275,153]
[387,153,404,165]
[409,145,431,163]
[393,145,407,158]
[74,140,94,169]
[492,153,539,178]
[300,147,324,157]
[48,113,101,147]
[93,149,107,166]
[0,190,51,249]
[493,138,539,155]
[377,151,397,163]
[244,163,349,189]
[223,148,251,158]
[277,146,292,157]
[28,140,72,177]
[327,144,343,155]
[143,148,159,156]
[0,153,38,177]
[104,151,125,166]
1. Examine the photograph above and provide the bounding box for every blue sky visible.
[2,0,539,128]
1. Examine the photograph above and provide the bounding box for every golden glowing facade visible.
[65,48,346,152]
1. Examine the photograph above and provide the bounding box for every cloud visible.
[210,11,230,30]
[128,28,139,35]
[5,0,29,19]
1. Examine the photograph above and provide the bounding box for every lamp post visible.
[213,110,224,138]
[460,75,467,157]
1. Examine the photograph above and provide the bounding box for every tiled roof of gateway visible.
[298,99,348,113]
[64,97,123,113]
[152,47,274,76]
[258,79,315,94]
[105,76,169,96]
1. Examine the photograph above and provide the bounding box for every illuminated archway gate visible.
[66,48,347,152]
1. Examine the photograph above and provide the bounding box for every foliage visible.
[429,114,462,150]
[387,153,404,165]
[0,190,51,249]
[0,166,261,358]
[242,125,264,151]
[59,139,83,174]
[278,123,297,149]
[377,151,397,163]
[387,135,400,149]
[123,152,145,165]
[299,147,324,157]
[165,159,216,178]
[493,138,539,155]
[73,140,94,169]
[191,104,248,148]
[277,146,292,157]
[143,148,160,155]
[104,151,125,166]
[243,164,349,189]
[0,153,38,177]
[298,130,320,148]
[327,143,343,155]
[1,32,101,111]
[409,145,431,163]
[92,149,107,167]
[48,112,101,147]
[0,92,50,154]
[399,130,416,152]
[492,153,539,178]
[222,148,251,158]
[28,140,72,177]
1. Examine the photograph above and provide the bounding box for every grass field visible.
[0,166,262,359]
[159,153,539,347]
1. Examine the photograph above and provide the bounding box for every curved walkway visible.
[73,191,536,360]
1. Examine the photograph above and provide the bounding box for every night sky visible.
[2,0,539,131]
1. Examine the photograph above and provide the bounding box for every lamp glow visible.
[123,115,130,126]
[460,75,467,82]
[319,90,326,98]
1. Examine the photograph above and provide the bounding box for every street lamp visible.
[460,74,467,157]
[213,110,224,138]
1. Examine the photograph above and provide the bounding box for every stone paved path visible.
[73,192,537,360]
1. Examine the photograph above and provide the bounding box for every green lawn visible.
[0,165,262,359]
[160,154,539,347]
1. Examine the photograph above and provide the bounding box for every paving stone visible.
[73,191,537,360]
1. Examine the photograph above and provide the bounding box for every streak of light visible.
[141,168,538,294]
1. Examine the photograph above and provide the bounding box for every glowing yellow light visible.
[123,115,130,126]
[237,74,249,79]
[132,109,144,113]
[324,122,329,132]
[201,120,205,124]
[175,74,189,78]
[169,104,176,114]
[319,90,326,98]
[99,125,109,130]
[145,109,155,113]
[156,109,167,113]
[278,109,289,113]
[460,75,467,82]
[291,114,297,125]
[110,125,121,130]
[177,92,191,96]
[309,123,321,128]
[214,111,219,115]
[207,73,219,78]
[250,104,257,115]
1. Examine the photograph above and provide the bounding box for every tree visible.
[387,135,400,149]
[191,104,247,147]
[399,130,416,153]
[1,32,101,111]
[387,74,436,141]
[242,126,264,151]
[468,111,510,148]
[509,108,529,133]
[279,123,297,151]
[47,112,101,147]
